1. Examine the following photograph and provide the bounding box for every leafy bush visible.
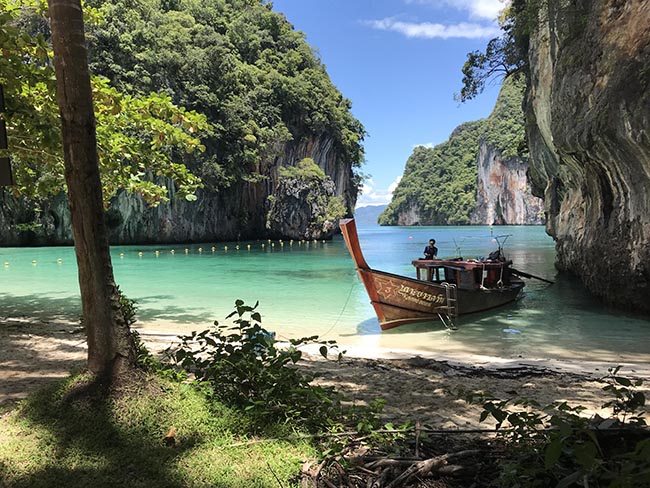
[116,288,160,370]
[170,300,369,433]
[278,158,326,181]
[117,285,137,326]
[461,367,650,487]
[115,287,174,373]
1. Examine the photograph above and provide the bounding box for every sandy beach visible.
[3,317,649,428]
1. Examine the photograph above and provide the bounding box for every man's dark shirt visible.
[424,245,438,260]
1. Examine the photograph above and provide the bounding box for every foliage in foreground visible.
[1,0,209,206]
[5,295,649,487]
[301,368,650,487]
[462,366,650,487]
[170,299,386,435]
[0,298,399,488]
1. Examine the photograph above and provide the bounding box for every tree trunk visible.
[48,0,136,375]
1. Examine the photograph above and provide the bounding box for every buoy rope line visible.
[1,240,330,266]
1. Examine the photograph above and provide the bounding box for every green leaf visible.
[574,442,598,470]
[544,438,563,469]
[319,345,328,358]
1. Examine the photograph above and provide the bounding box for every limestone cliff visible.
[0,133,356,245]
[394,205,423,226]
[525,0,650,312]
[379,78,538,226]
[265,156,346,240]
[471,140,544,225]
[0,193,70,246]
[0,0,364,246]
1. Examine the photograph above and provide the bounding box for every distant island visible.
[353,205,388,225]
[377,78,541,226]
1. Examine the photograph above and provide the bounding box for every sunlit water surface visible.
[1,225,649,365]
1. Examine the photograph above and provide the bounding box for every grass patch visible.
[0,371,315,488]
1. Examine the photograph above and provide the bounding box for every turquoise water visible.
[1,225,649,364]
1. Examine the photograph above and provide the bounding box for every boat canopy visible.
[412,259,513,290]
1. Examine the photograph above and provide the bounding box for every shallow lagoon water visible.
[1,225,649,364]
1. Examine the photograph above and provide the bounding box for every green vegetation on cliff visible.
[86,0,365,190]
[378,78,525,226]
[2,0,363,220]
[267,158,346,239]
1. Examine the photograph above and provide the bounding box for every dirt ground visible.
[2,318,649,427]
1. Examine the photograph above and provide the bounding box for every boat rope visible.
[497,263,504,288]
[318,277,357,338]
[276,277,357,343]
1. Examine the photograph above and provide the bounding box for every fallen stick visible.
[369,468,392,488]
[365,458,422,470]
[386,449,481,488]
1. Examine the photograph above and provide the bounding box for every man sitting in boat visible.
[423,239,438,260]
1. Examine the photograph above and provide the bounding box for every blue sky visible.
[271,0,509,207]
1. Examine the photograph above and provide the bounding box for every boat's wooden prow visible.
[339,218,370,270]
[339,218,387,324]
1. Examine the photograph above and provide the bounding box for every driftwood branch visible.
[369,468,392,488]
[303,448,484,487]
[385,450,481,487]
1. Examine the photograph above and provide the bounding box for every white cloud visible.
[366,0,507,40]
[356,176,402,208]
[388,176,402,192]
[413,142,435,148]
[365,18,501,39]
[404,0,507,21]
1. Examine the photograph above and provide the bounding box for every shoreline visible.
[137,328,650,379]
[3,318,650,427]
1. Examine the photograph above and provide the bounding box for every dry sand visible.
[2,319,649,428]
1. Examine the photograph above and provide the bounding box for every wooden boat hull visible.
[339,218,525,330]
[358,267,524,330]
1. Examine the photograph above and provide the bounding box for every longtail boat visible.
[339,218,526,330]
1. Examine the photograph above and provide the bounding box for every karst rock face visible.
[394,205,422,226]
[525,0,650,312]
[394,140,544,227]
[0,133,356,245]
[266,176,338,240]
[470,140,544,225]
